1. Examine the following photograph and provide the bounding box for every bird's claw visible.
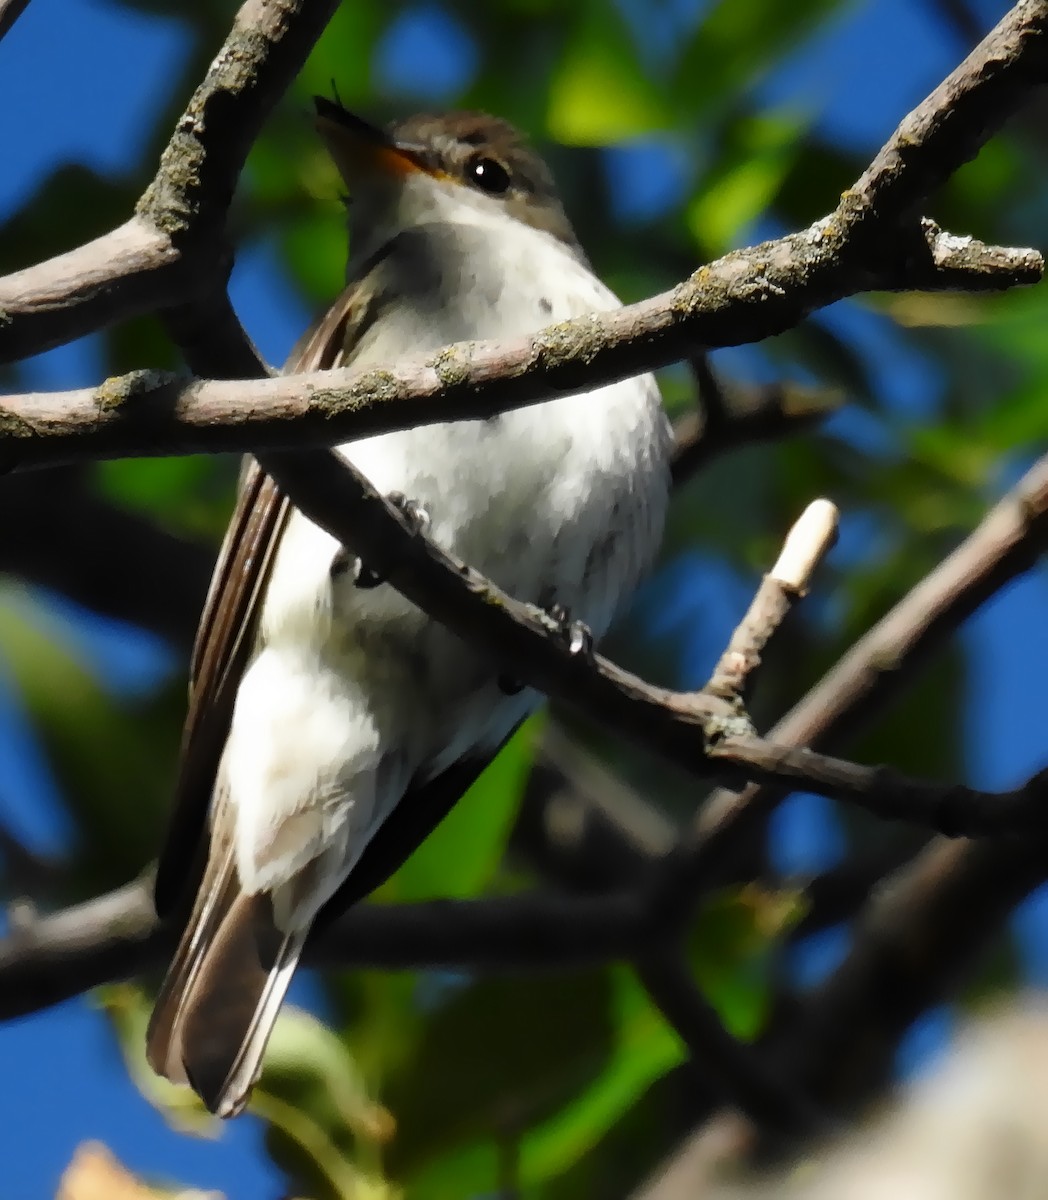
[387,491,430,536]
[331,492,430,589]
[548,603,594,659]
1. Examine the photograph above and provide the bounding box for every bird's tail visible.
[146,847,308,1118]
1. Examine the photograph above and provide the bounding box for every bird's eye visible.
[466,154,511,196]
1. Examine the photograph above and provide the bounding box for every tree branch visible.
[0,876,647,1019]
[3,2,1048,461]
[0,0,339,363]
[669,378,840,488]
[642,448,1048,927]
[705,499,839,704]
[637,955,828,1140]
[709,739,1048,836]
[0,0,31,43]
[1,224,1039,469]
[784,832,1048,1111]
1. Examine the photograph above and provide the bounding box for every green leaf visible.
[257,1008,397,1200]
[377,716,541,903]
[92,455,232,539]
[518,967,681,1186]
[689,886,805,1040]
[547,1,669,144]
[96,983,219,1139]
[0,587,179,893]
[687,111,809,253]
[671,0,840,115]
[389,969,615,1183]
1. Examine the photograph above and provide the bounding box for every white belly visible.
[226,213,671,907]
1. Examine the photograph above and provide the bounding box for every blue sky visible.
[2,0,1044,1195]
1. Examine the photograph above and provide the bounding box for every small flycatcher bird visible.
[147,98,672,1117]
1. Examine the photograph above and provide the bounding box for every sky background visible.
[3,0,1047,1196]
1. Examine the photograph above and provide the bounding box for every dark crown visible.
[390,111,584,257]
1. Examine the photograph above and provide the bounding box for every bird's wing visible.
[153,291,360,920]
[154,267,517,923]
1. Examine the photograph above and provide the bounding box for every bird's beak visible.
[314,96,438,188]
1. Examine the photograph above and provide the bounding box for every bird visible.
[146,97,673,1118]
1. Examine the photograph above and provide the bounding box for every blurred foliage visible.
[5,0,1048,1197]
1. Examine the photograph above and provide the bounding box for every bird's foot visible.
[548,603,595,659]
[497,605,593,696]
[331,491,430,589]
[386,490,431,537]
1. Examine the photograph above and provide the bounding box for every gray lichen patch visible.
[352,369,401,410]
[96,370,177,413]
[0,409,35,439]
[430,345,472,390]
[311,369,402,420]
[536,316,602,369]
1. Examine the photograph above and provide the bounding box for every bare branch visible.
[670,379,841,487]
[0,876,649,1020]
[709,739,1048,836]
[0,0,339,363]
[2,4,1047,462]
[842,8,1048,238]
[637,956,828,1139]
[257,447,750,771]
[1,223,1039,469]
[0,220,186,371]
[706,500,839,703]
[783,832,1048,1111]
[644,449,1048,925]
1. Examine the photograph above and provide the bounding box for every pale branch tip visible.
[770,499,840,592]
[704,498,838,705]
[634,448,1048,933]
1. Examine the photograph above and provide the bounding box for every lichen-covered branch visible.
[1,223,1040,469]
[2,4,1047,461]
[0,0,338,363]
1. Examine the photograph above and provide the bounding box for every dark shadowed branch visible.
[0,0,31,42]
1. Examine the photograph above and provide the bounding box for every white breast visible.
[227,209,671,911]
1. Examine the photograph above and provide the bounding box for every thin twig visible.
[636,955,829,1140]
[706,500,839,703]
[670,380,842,487]
[644,449,1048,926]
